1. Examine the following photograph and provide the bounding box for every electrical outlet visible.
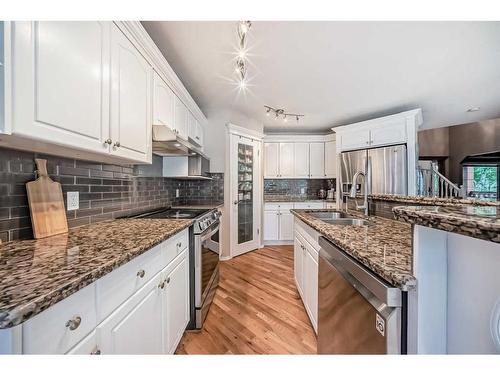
[67,191,79,211]
[176,189,180,198]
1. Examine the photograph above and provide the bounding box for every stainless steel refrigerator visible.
[340,144,408,198]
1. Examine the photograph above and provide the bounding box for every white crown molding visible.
[226,123,264,140]
[333,108,423,134]
[116,21,207,127]
[263,133,335,142]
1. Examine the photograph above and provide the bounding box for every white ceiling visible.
[142,21,500,133]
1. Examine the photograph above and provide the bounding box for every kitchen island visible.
[394,204,500,354]
[293,202,500,354]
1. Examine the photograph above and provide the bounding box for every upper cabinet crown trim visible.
[332,108,423,134]
[115,22,207,127]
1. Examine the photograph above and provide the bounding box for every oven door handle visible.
[200,222,220,242]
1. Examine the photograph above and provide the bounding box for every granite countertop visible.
[393,205,500,243]
[368,193,500,207]
[291,209,415,290]
[265,195,335,203]
[0,218,193,329]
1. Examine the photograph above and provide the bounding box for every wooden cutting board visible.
[26,158,68,239]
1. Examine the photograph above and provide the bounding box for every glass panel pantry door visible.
[230,134,261,257]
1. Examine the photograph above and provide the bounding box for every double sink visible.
[308,211,371,227]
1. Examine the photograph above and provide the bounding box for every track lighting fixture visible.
[264,105,304,124]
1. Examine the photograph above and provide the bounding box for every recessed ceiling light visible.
[467,107,480,112]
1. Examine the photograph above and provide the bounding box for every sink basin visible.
[321,218,371,227]
[308,211,347,220]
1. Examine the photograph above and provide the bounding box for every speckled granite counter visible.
[369,193,500,207]
[291,209,415,290]
[265,195,335,203]
[393,205,500,243]
[0,218,193,329]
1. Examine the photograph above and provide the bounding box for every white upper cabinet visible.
[309,142,325,178]
[325,140,337,178]
[153,71,175,130]
[10,21,111,154]
[294,143,310,178]
[369,119,407,147]
[339,129,371,151]
[3,21,207,165]
[188,113,203,147]
[174,96,189,141]
[279,143,295,178]
[110,24,152,163]
[264,142,280,178]
[263,137,336,179]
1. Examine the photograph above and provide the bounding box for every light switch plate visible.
[67,191,79,211]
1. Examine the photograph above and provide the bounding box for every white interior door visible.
[230,134,262,257]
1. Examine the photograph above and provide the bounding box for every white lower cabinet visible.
[264,202,328,243]
[98,272,164,354]
[66,330,99,355]
[5,228,191,355]
[294,223,320,334]
[163,254,190,354]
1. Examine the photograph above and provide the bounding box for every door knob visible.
[104,139,112,145]
[233,200,239,205]
[65,316,82,331]
[114,141,121,147]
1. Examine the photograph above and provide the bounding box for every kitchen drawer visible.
[23,284,97,354]
[294,202,325,209]
[166,229,189,259]
[325,202,336,209]
[66,330,99,354]
[264,203,294,211]
[96,243,164,321]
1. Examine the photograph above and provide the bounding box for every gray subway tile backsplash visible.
[264,178,336,199]
[0,147,224,242]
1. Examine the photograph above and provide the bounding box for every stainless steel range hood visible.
[152,125,208,158]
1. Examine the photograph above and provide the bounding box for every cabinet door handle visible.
[166,277,171,284]
[65,316,82,331]
[91,348,101,355]
[113,141,121,148]
[158,281,165,289]
[104,139,112,145]
[137,269,146,278]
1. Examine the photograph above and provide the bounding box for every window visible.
[463,165,498,200]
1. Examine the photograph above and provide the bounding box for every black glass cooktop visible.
[125,208,210,220]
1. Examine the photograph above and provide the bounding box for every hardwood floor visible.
[176,245,318,354]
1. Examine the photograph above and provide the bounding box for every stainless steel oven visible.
[193,211,221,329]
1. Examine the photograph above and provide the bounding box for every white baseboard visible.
[263,240,294,246]
[219,255,232,261]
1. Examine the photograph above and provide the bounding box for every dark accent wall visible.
[0,147,223,243]
[418,118,500,184]
[264,178,335,199]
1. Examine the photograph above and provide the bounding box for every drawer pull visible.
[158,281,165,289]
[166,277,171,284]
[65,316,82,331]
[137,269,146,278]
[91,348,101,355]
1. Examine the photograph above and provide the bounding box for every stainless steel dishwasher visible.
[317,237,407,354]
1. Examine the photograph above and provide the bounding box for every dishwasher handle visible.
[318,236,402,308]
